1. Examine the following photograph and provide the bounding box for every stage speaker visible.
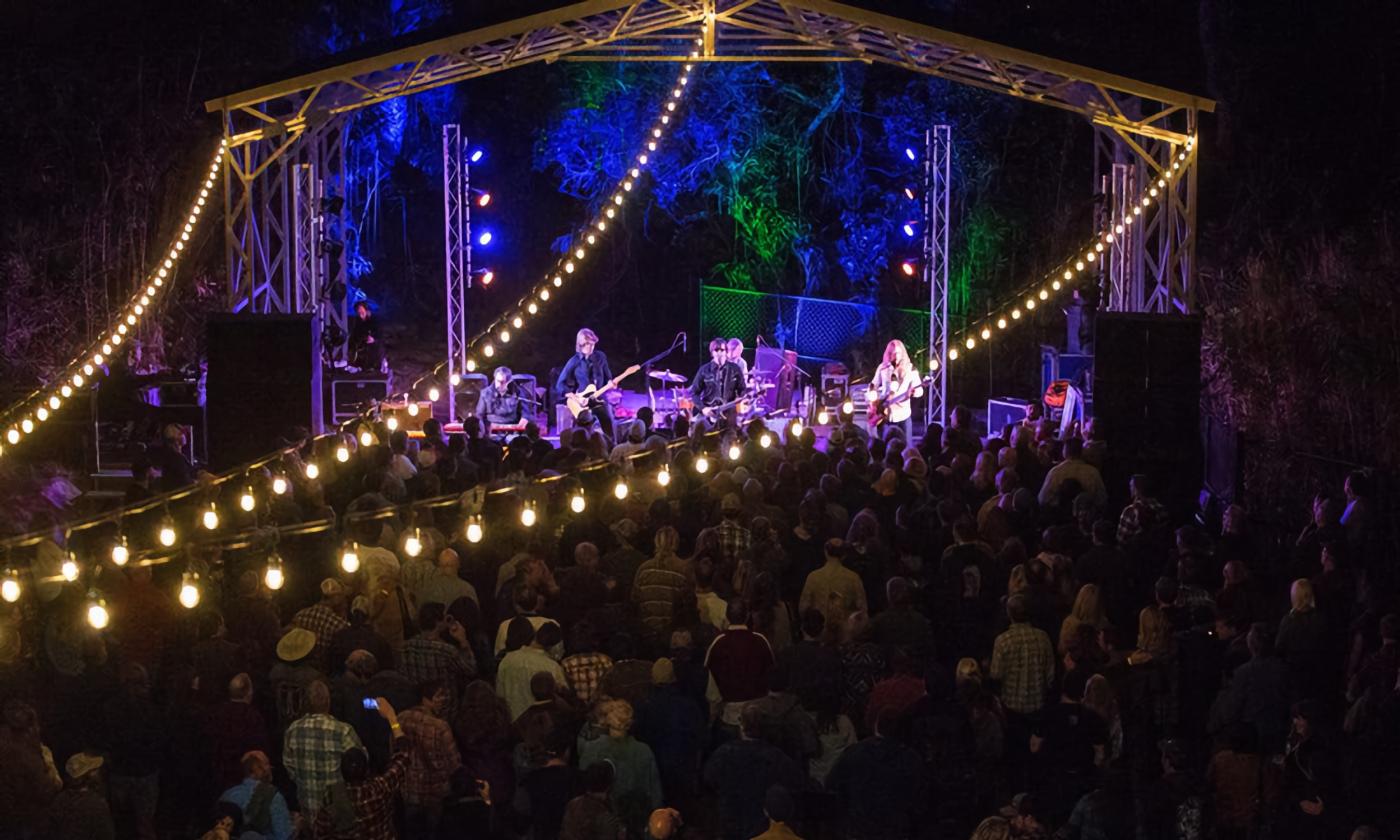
[206,314,321,471]
[1093,313,1201,511]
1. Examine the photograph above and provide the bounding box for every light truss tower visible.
[442,125,472,421]
[924,125,951,428]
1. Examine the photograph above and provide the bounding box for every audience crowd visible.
[0,406,1394,840]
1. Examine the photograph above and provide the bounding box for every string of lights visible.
[0,140,228,457]
[932,136,1197,369]
[390,27,708,407]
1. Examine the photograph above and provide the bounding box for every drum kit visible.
[646,369,776,422]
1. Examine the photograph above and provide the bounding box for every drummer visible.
[726,337,749,383]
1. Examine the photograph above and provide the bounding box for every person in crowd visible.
[400,601,477,718]
[328,595,397,675]
[560,761,623,840]
[704,704,806,840]
[397,678,463,837]
[202,673,273,794]
[313,697,421,839]
[100,663,165,840]
[1036,437,1106,511]
[497,617,569,720]
[990,594,1055,718]
[827,707,930,840]
[283,679,363,819]
[633,526,692,647]
[48,752,115,840]
[293,578,352,669]
[706,598,777,737]
[218,750,294,840]
[577,698,663,837]
[798,538,868,622]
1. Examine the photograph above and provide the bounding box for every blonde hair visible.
[597,698,634,738]
[882,339,912,378]
[1290,578,1316,613]
[1082,673,1119,723]
[955,657,982,686]
[1007,564,1029,595]
[1136,605,1173,659]
[969,817,1011,840]
[653,526,680,560]
[576,328,599,351]
[1070,584,1106,626]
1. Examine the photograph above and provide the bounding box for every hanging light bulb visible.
[817,408,830,425]
[450,373,462,387]
[427,386,441,402]
[759,432,773,448]
[841,399,854,415]
[202,503,220,530]
[264,553,285,590]
[87,594,110,630]
[791,420,804,437]
[407,402,420,417]
[335,444,350,463]
[694,455,710,474]
[981,327,992,340]
[386,415,400,431]
[465,516,484,544]
[520,501,538,528]
[61,553,79,582]
[158,516,177,547]
[305,462,320,480]
[1,569,19,603]
[727,443,742,461]
[614,478,630,500]
[179,572,201,609]
[272,475,289,495]
[570,491,587,514]
[111,535,129,567]
[359,430,374,447]
[404,528,423,558]
[340,541,360,573]
[657,465,672,487]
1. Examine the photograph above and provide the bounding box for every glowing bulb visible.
[20,419,33,434]
[179,573,201,609]
[565,262,575,274]
[450,373,461,386]
[695,455,710,474]
[570,492,586,514]
[304,462,319,480]
[407,402,420,417]
[613,195,624,206]
[264,554,284,590]
[334,444,350,463]
[657,466,672,486]
[1,571,19,603]
[48,396,60,410]
[1039,289,1050,300]
[980,327,991,340]
[965,337,976,350]
[341,542,360,573]
[240,486,256,512]
[1026,299,1037,310]
[1149,187,1159,197]
[540,289,550,301]
[842,399,855,415]
[1094,242,1105,253]
[4,429,16,445]
[948,348,959,361]
[87,597,110,630]
[272,476,288,495]
[575,246,587,258]
[428,386,441,402]
[35,408,47,422]
[623,181,633,192]
[202,504,219,530]
[466,359,478,372]
[1086,252,1096,263]
[1052,280,1062,291]
[61,385,72,398]
[1075,260,1085,272]
[928,358,940,371]
[83,364,93,376]
[1115,224,1124,234]
[520,502,537,528]
[647,141,656,151]
[158,519,177,547]
[483,344,495,358]
[512,316,523,329]
[637,154,648,165]
[817,409,830,425]
[727,443,742,461]
[62,555,79,582]
[404,528,422,558]
[1106,233,1115,243]
[111,536,129,566]
[791,420,804,437]
[997,317,1007,329]
[465,517,483,544]
[500,330,510,343]
[553,275,563,286]
[527,303,538,315]
[359,431,374,447]
[614,478,630,500]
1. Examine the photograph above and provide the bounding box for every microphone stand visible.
[641,333,687,417]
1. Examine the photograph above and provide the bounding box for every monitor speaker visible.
[206,314,321,471]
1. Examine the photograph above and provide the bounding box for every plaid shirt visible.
[397,707,461,805]
[314,747,410,840]
[561,653,614,704]
[1117,497,1169,546]
[989,622,1055,714]
[715,519,753,568]
[400,637,476,716]
[293,604,351,662]
[283,713,363,813]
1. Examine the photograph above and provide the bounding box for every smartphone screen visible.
[362,698,379,710]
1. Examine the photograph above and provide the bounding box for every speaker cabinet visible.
[206,314,321,470]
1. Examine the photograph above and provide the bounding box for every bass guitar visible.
[565,364,641,418]
[867,375,934,427]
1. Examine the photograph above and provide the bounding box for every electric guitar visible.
[867,375,934,427]
[565,364,641,418]
[694,383,774,419]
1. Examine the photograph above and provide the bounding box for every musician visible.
[556,328,615,439]
[690,338,745,425]
[477,366,525,435]
[348,301,383,371]
[867,339,924,441]
[726,337,749,383]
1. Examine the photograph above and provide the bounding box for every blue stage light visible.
[904,147,917,161]
[478,230,494,246]
[902,222,916,237]
[470,148,485,163]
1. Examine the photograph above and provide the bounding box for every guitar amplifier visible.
[753,347,798,413]
[329,374,391,423]
[987,397,1033,437]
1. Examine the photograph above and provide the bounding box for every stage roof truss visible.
[207,0,1213,149]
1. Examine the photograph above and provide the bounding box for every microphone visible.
[681,332,687,352]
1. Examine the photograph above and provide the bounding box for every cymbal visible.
[648,370,688,383]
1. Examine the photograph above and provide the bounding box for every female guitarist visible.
[866,339,925,441]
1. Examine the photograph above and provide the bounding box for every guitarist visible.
[867,339,924,441]
[556,328,617,440]
[689,338,746,427]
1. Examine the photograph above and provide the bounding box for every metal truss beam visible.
[925,125,950,428]
[442,125,471,422]
[207,0,1212,148]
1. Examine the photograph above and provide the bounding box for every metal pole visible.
[924,125,951,430]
